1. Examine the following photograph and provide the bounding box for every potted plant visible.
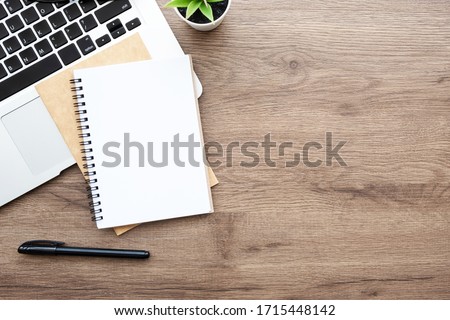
[165,0,231,32]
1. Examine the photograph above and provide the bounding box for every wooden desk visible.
[0,0,448,299]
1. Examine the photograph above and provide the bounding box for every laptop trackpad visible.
[1,98,71,175]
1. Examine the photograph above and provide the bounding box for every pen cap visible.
[17,240,63,254]
[18,245,57,255]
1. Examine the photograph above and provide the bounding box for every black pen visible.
[18,240,150,259]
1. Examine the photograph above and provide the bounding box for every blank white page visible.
[73,56,213,229]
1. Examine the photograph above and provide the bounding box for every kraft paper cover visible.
[35,34,218,235]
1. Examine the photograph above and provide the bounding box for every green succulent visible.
[165,0,224,22]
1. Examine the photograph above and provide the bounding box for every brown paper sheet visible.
[35,34,218,236]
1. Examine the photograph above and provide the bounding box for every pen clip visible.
[20,240,65,247]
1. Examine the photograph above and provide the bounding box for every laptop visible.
[0,0,202,207]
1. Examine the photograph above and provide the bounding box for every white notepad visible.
[72,56,213,229]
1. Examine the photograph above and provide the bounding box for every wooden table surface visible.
[1,0,449,299]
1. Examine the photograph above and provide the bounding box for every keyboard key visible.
[64,3,82,21]
[111,26,126,39]
[49,30,67,49]
[79,14,97,32]
[4,0,23,14]
[76,35,95,55]
[58,43,81,65]
[21,7,39,25]
[106,18,121,31]
[18,28,36,45]
[0,64,7,80]
[95,0,131,24]
[79,0,97,13]
[97,0,109,5]
[0,54,62,102]
[0,4,7,20]
[34,38,52,57]
[33,20,51,38]
[4,55,22,73]
[125,17,141,31]
[49,12,67,30]
[5,15,24,33]
[36,3,54,17]
[0,45,6,59]
[95,34,110,47]
[19,47,37,65]
[3,36,21,54]
[106,18,125,39]
[64,22,82,40]
[54,1,70,9]
[22,0,34,6]
[0,23,8,41]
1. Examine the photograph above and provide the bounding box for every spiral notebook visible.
[72,56,214,229]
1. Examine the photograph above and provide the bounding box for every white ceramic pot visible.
[175,0,231,31]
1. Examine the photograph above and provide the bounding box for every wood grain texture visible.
[0,0,449,299]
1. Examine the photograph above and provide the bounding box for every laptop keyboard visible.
[0,0,141,102]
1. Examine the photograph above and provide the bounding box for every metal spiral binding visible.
[70,78,103,222]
